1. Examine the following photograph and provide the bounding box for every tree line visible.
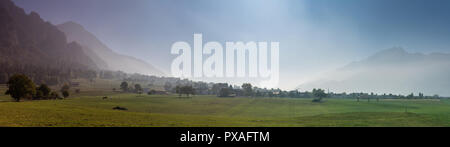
[147,80,443,102]
[4,66,443,102]
[4,74,71,102]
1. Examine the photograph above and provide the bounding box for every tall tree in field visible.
[120,81,129,92]
[60,84,70,98]
[312,88,327,102]
[5,74,36,102]
[242,83,253,97]
[134,84,143,94]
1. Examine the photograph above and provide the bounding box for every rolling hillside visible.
[57,21,165,76]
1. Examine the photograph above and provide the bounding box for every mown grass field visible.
[0,84,449,126]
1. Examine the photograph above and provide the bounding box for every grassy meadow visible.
[0,83,449,127]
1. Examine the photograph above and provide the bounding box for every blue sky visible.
[13,0,450,89]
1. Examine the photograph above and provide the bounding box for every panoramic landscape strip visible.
[0,0,449,128]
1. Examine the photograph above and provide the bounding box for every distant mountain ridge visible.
[0,0,97,70]
[298,47,450,96]
[57,21,165,76]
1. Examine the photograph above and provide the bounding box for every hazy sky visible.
[13,0,450,90]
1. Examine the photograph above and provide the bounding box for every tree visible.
[242,83,253,97]
[212,83,228,95]
[288,90,298,98]
[175,85,181,97]
[37,84,51,98]
[182,85,195,97]
[218,87,232,97]
[312,88,327,102]
[120,81,128,92]
[60,84,70,98]
[406,93,414,99]
[255,90,262,97]
[134,84,143,94]
[62,90,69,98]
[177,85,195,97]
[5,74,36,102]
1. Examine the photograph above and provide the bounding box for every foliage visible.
[218,87,233,97]
[35,90,44,100]
[60,84,70,98]
[134,84,143,94]
[36,84,51,99]
[242,83,253,97]
[5,74,36,102]
[120,81,129,92]
[62,91,70,98]
[175,85,195,97]
[312,88,327,102]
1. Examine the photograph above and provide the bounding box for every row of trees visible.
[118,75,442,102]
[4,74,70,102]
[211,83,440,100]
[119,81,196,98]
[119,81,143,94]
[175,85,195,97]
[214,83,327,102]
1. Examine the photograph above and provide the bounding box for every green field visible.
[0,85,449,126]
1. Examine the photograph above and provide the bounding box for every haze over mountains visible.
[298,47,450,96]
[57,22,165,76]
[0,0,164,79]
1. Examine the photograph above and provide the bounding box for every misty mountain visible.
[297,47,450,96]
[57,21,165,76]
[0,0,97,70]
